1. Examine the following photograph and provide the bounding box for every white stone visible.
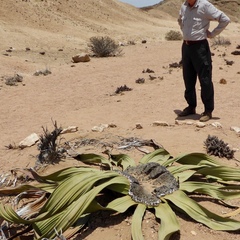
[61,126,78,134]
[152,121,169,126]
[91,124,109,132]
[211,122,222,128]
[196,122,206,128]
[175,120,182,125]
[191,230,197,236]
[230,126,240,133]
[19,133,39,148]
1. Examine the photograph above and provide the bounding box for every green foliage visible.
[165,30,182,41]
[88,36,123,57]
[1,149,240,239]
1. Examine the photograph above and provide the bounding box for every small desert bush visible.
[4,74,23,86]
[165,30,182,41]
[88,36,123,57]
[211,36,231,46]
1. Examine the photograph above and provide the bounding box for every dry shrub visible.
[88,36,123,57]
[211,36,231,46]
[165,30,182,41]
[4,74,23,86]
[37,121,63,164]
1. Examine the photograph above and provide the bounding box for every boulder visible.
[19,133,39,148]
[72,53,90,63]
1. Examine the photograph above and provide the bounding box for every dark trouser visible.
[182,40,214,113]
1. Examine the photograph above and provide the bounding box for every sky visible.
[119,0,163,8]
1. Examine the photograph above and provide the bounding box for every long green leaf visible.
[131,204,146,240]
[180,181,240,200]
[106,175,130,195]
[73,153,112,168]
[0,203,31,224]
[33,175,129,239]
[29,166,98,183]
[155,202,180,240]
[164,153,219,167]
[106,195,137,212]
[172,170,196,183]
[197,166,240,181]
[164,190,240,231]
[110,153,136,169]
[168,164,204,175]
[39,171,119,216]
[140,148,171,165]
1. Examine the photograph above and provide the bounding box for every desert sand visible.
[0,0,240,239]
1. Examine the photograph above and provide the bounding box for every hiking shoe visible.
[178,107,196,117]
[199,112,212,122]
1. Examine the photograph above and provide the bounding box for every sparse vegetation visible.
[204,135,235,159]
[37,121,63,165]
[1,148,240,239]
[165,30,182,41]
[211,36,231,46]
[88,36,123,57]
[3,74,23,86]
[34,68,52,76]
[115,84,132,94]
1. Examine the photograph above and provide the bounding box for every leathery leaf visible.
[131,203,146,240]
[164,152,219,167]
[197,166,240,181]
[29,166,99,183]
[139,148,171,165]
[106,195,137,213]
[155,202,180,240]
[33,175,128,239]
[0,203,31,224]
[164,190,240,231]
[110,153,136,170]
[181,181,240,200]
[38,170,119,216]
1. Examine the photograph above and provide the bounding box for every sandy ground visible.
[0,1,240,239]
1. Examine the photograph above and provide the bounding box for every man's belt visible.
[183,39,207,45]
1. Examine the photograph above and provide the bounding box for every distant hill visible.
[146,0,240,23]
[0,0,180,48]
[0,0,238,50]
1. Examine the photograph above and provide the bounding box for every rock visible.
[108,123,117,128]
[219,78,227,84]
[211,122,222,128]
[135,78,145,84]
[91,124,109,132]
[136,123,143,129]
[149,75,157,80]
[61,126,78,134]
[230,126,240,133]
[19,133,39,148]
[175,120,183,125]
[152,121,169,127]
[195,122,206,128]
[231,50,240,55]
[175,120,194,126]
[72,53,90,63]
[191,230,197,236]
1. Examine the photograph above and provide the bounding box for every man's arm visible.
[205,3,230,38]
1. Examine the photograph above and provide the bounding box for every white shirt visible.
[178,0,230,41]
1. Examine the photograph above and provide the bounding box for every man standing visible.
[178,0,230,121]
